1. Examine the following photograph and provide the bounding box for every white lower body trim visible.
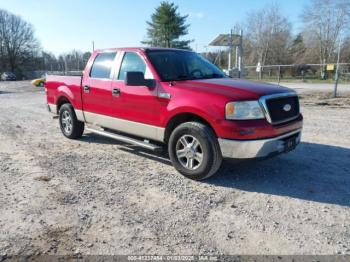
[47,103,57,114]
[48,104,164,142]
[75,109,85,122]
[48,103,85,122]
[83,111,165,142]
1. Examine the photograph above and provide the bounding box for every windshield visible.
[146,50,226,82]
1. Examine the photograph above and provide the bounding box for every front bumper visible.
[218,128,302,159]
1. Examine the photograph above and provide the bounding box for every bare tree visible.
[0,9,93,76]
[245,3,291,77]
[0,9,40,73]
[340,36,350,63]
[0,10,7,71]
[41,51,59,71]
[302,0,350,77]
[55,50,92,72]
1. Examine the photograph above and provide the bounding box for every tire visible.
[59,103,84,139]
[168,122,222,180]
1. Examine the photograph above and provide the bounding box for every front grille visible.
[265,95,300,124]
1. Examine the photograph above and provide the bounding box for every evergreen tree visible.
[289,33,306,64]
[142,2,192,49]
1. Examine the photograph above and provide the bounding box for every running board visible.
[86,127,162,152]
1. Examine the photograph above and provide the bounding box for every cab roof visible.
[94,47,193,53]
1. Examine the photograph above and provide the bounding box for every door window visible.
[118,52,153,80]
[90,52,117,79]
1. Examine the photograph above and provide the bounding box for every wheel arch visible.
[164,112,217,143]
[56,95,72,114]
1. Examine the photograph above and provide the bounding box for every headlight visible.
[225,101,265,120]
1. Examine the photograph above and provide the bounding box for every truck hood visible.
[173,78,293,100]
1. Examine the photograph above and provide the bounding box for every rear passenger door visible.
[82,51,117,122]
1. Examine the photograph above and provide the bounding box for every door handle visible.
[84,85,90,93]
[112,88,120,96]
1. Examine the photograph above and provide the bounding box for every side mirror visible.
[125,72,155,88]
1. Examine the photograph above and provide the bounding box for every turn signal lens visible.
[225,103,235,116]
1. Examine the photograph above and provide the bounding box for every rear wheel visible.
[59,103,84,139]
[168,122,222,180]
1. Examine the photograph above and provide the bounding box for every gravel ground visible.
[0,81,349,256]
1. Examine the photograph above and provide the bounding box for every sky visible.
[0,0,307,56]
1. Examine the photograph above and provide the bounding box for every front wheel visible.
[168,122,222,180]
[59,103,84,139]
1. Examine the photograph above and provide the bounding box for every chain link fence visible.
[244,63,350,83]
[46,71,83,76]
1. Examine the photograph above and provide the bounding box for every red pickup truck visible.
[46,47,303,180]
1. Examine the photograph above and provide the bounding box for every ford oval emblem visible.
[283,104,292,112]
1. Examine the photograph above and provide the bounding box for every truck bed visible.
[46,75,83,113]
[46,71,83,76]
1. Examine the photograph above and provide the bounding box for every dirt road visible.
[270,81,350,94]
[0,81,349,256]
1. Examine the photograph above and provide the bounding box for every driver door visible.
[110,51,162,138]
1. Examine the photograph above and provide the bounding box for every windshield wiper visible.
[201,73,225,79]
[174,75,193,81]
[168,73,224,82]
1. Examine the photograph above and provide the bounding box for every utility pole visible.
[92,41,95,52]
[333,40,341,98]
[204,46,208,58]
[228,29,233,71]
[278,66,281,85]
[209,29,244,77]
[238,29,243,78]
[235,46,238,68]
[64,57,67,75]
